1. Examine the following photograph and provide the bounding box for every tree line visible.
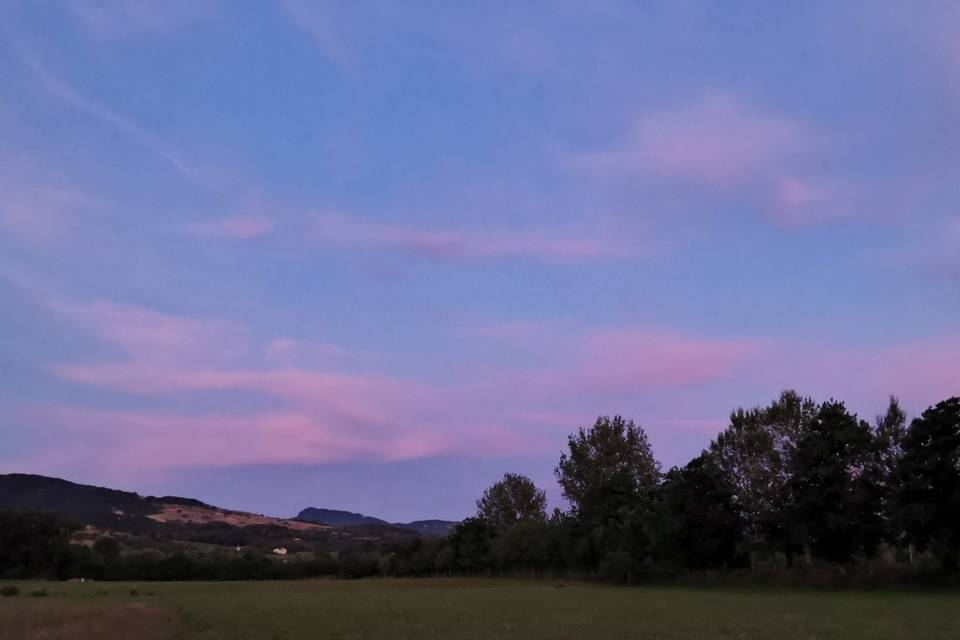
[437,392,960,581]
[2,391,958,584]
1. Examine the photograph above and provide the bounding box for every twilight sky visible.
[1,1,959,521]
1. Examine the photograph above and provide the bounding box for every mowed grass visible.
[1,578,958,639]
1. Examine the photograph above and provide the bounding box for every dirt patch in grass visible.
[0,601,181,640]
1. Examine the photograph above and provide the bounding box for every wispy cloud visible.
[61,0,214,39]
[185,216,276,240]
[313,213,626,263]
[574,329,764,392]
[767,334,960,412]
[27,282,761,474]
[563,93,884,228]
[18,50,202,186]
[46,298,250,366]
[280,0,349,67]
[0,184,107,248]
[569,93,819,188]
[15,281,960,479]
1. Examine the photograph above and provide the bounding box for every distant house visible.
[272,547,288,556]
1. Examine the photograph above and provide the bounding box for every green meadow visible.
[1,578,958,640]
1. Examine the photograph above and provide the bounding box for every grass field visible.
[1,578,958,639]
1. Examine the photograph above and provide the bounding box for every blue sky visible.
[1,1,958,521]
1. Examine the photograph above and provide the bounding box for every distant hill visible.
[296,507,388,527]
[296,507,458,536]
[0,473,201,532]
[0,473,456,539]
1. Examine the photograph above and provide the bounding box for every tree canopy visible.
[476,473,547,533]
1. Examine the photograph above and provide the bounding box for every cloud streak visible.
[0,184,106,248]
[10,285,959,483]
[61,0,214,39]
[186,216,276,240]
[20,284,774,475]
[313,213,626,263]
[18,51,202,186]
[280,0,349,67]
[564,93,887,228]
[569,93,818,188]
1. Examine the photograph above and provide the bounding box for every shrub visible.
[0,585,18,597]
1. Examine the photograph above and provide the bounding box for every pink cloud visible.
[26,289,960,477]
[769,175,864,227]
[34,295,471,464]
[453,328,768,406]
[37,361,553,473]
[38,293,760,471]
[186,216,276,240]
[0,185,106,247]
[563,93,899,229]
[313,213,624,262]
[572,329,763,392]
[570,93,818,188]
[778,175,826,208]
[773,335,960,412]
[37,296,424,429]
[47,299,250,366]
[13,405,447,476]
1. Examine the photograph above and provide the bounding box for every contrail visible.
[18,48,203,188]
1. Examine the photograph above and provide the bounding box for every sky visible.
[1,1,959,522]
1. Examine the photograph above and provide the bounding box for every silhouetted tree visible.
[710,391,816,568]
[787,400,883,564]
[447,517,493,573]
[875,397,908,547]
[893,397,960,568]
[491,520,550,572]
[556,416,660,573]
[655,452,743,571]
[476,473,547,533]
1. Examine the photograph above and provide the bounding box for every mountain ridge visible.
[295,507,457,536]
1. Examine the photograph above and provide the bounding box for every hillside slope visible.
[296,507,388,527]
[0,474,328,536]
